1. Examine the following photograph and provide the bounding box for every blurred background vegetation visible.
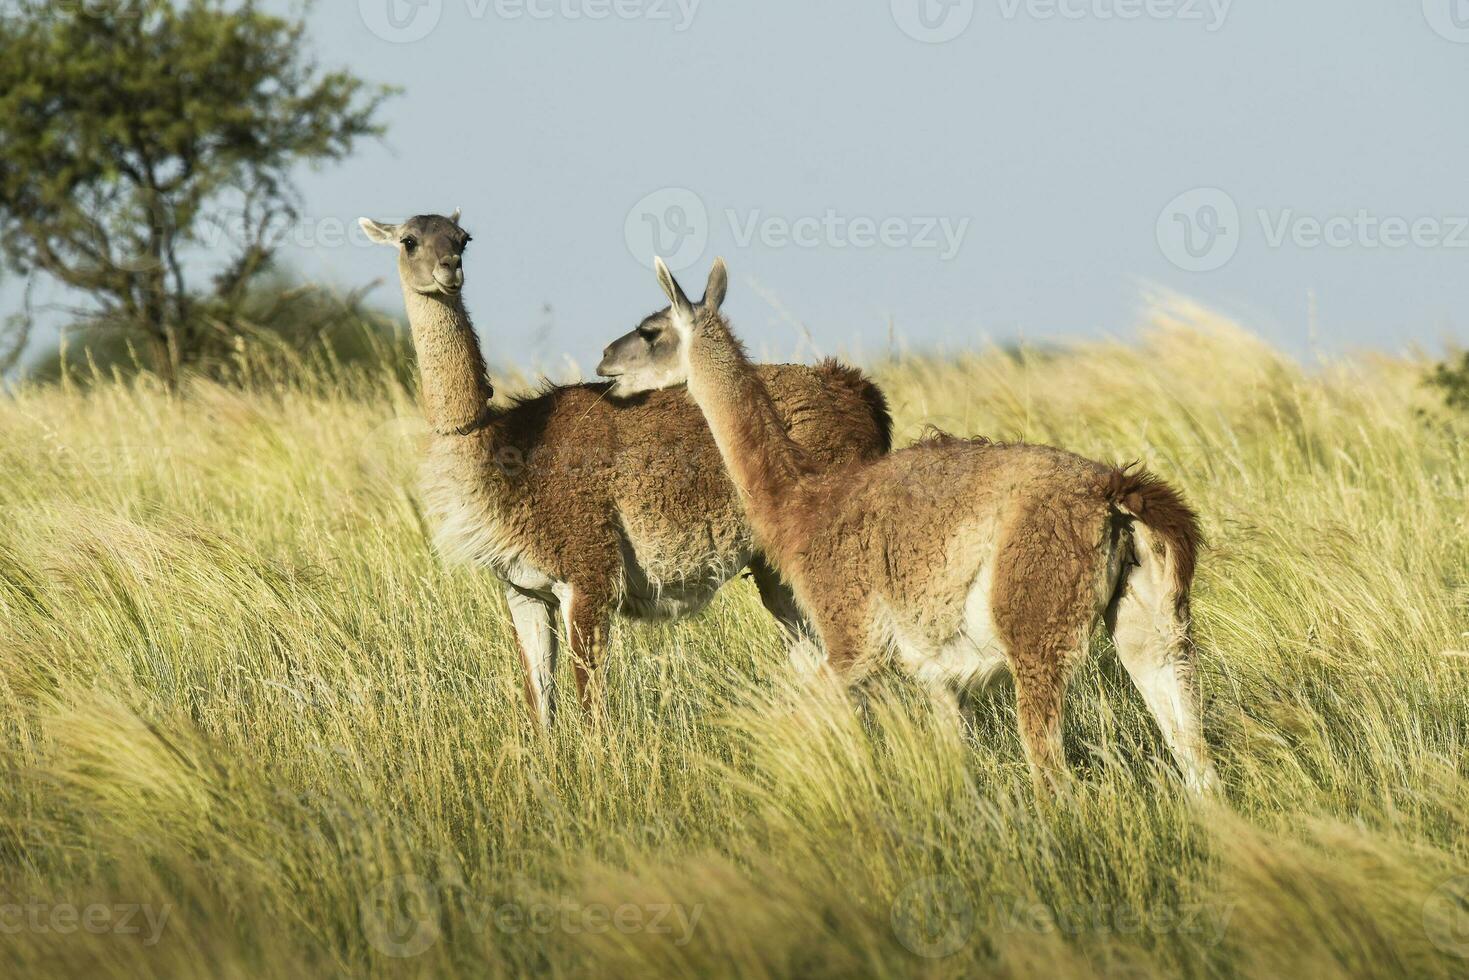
[0,1,1465,411]
[24,272,415,391]
[1428,352,1469,414]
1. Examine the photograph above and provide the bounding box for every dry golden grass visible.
[1,297,1466,978]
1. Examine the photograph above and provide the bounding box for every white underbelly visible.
[879,565,1011,692]
[616,533,753,621]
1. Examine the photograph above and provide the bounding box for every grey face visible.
[596,307,687,398]
[597,260,728,398]
[359,212,471,298]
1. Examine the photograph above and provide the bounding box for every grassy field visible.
[1,297,1467,979]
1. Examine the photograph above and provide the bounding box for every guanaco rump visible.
[358,212,891,724]
[638,256,1218,794]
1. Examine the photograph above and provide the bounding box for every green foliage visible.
[28,273,415,390]
[0,308,1466,977]
[1428,351,1469,413]
[0,0,392,385]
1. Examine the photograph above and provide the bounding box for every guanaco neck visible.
[402,286,494,436]
[684,310,815,549]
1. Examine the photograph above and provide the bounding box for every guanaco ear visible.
[655,257,695,319]
[358,218,400,245]
[703,258,728,313]
[449,208,462,226]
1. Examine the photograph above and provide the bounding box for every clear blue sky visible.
[9,0,1469,372]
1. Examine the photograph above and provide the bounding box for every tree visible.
[1428,352,1469,414]
[0,0,392,386]
[0,267,31,379]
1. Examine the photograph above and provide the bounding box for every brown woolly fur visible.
[815,357,894,454]
[1107,465,1202,608]
[359,214,891,725]
[914,425,985,449]
[655,257,1219,796]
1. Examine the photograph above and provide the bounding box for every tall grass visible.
[1,297,1466,978]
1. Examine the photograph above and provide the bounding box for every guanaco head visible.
[597,258,728,397]
[358,210,472,299]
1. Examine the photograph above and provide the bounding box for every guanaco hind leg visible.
[1109,525,1219,793]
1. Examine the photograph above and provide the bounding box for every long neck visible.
[403,286,493,435]
[684,312,814,544]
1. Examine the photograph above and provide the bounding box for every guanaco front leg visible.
[506,587,560,727]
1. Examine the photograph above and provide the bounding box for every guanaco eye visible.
[637,326,659,342]
[401,237,418,254]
